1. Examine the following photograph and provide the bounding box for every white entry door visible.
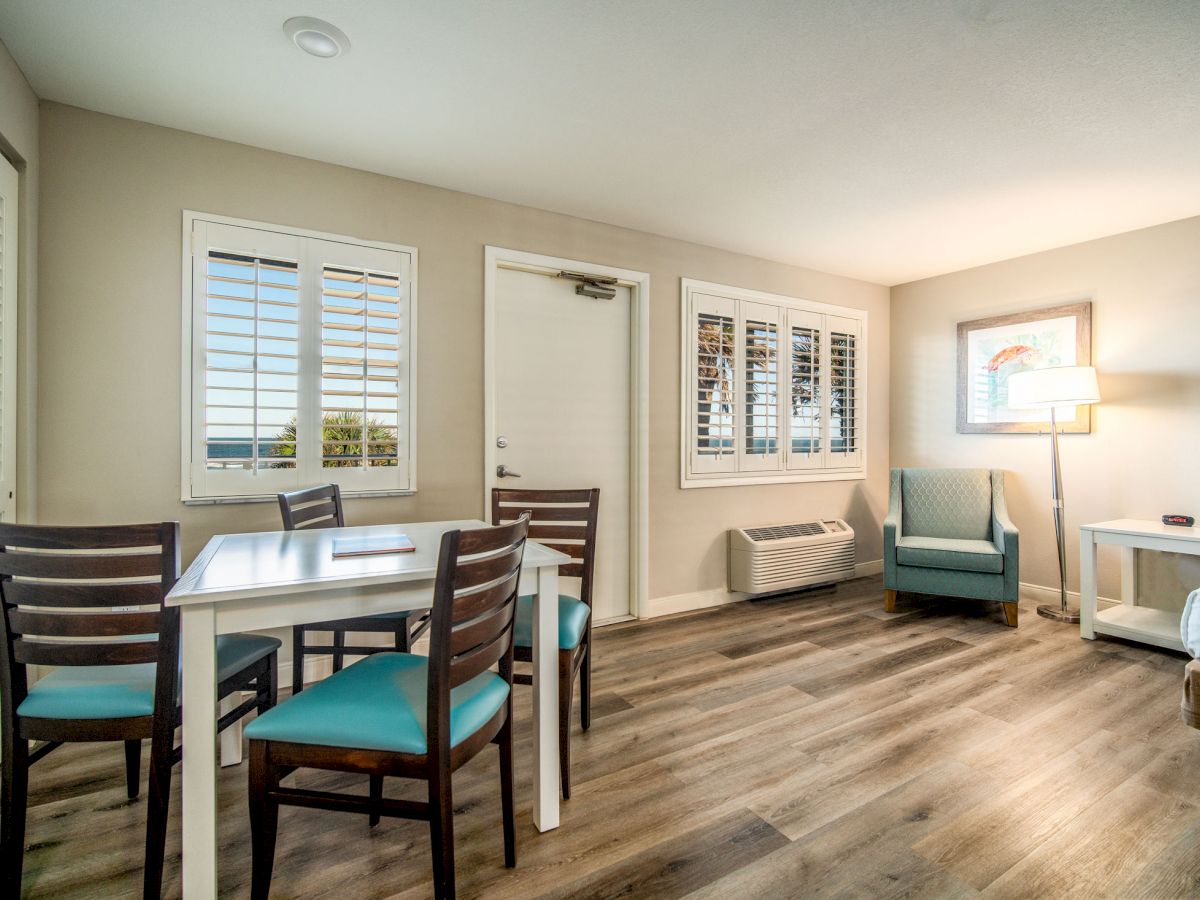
[490,264,632,623]
[0,155,17,523]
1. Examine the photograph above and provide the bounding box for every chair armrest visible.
[884,469,902,586]
[991,470,1019,600]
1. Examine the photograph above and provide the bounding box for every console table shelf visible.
[1080,519,1195,653]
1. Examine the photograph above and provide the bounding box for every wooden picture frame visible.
[956,301,1092,434]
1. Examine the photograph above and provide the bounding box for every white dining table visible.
[165,518,568,898]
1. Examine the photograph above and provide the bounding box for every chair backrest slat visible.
[451,579,522,626]
[14,639,160,667]
[426,516,529,753]
[3,581,165,608]
[278,484,345,531]
[0,551,165,579]
[452,544,525,591]
[448,630,510,686]
[0,522,180,713]
[491,488,600,606]
[8,608,162,638]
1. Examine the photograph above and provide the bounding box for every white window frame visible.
[680,278,867,488]
[181,211,418,503]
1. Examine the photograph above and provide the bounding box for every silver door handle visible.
[496,465,521,478]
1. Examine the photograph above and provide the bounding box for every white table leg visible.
[1080,529,1098,640]
[180,604,219,897]
[219,696,243,767]
[1121,546,1138,607]
[531,563,560,832]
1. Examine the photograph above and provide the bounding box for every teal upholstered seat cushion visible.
[513,594,590,650]
[244,652,509,754]
[17,633,281,721]
[896,536,1003,574]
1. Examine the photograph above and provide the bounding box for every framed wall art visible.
[956,300,1092,433]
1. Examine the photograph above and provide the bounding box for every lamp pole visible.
[1039,406,1079,622]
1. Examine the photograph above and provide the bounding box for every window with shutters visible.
[183,213,417,501]
[681,279,866,487]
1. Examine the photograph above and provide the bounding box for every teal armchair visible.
[884,468,1020,626]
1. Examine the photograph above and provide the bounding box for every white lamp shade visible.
[1007,365,1101,409]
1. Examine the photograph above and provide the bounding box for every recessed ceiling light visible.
[283,16,350,59]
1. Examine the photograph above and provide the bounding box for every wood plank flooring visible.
[16,576,1200,898]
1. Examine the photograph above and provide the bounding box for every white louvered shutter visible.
[826,314,862,468]
[689,292,738,474]
[786,308,823,470]
[0,155,17,521]
[738,300,782,472]
[309,238,412,492]
[191,222,304,498]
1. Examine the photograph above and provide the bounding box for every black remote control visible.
[1162,514,1195,527]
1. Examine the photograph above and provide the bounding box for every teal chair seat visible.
[17,633,282,721]
[512,594,590,650]
[245,652,509,754]
[896,536,1003,574]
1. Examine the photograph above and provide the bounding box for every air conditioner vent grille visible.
[744,522,825,541]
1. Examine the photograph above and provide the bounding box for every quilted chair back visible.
[901,468,993,541]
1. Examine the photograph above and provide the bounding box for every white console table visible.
[1079,519,1195,652]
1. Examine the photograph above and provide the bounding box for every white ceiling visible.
[2,0,1199,285]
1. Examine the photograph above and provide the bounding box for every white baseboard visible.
[1019,580,1116,607]
[641,587,750,619]
[640,560,884,620]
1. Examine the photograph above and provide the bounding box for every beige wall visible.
[0,38,38,521]
[891,216,1200,608]
[38,102,890,603]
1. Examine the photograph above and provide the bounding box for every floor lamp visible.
[1007,365,1101,623]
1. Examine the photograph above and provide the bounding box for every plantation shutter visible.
[191,222,303,498]
[786,308,823,470]
[826,315,862,468]
[187,220,415,500]
[0,155,17,521]
[738,300,782,472]
[309,238,411,492]
[689,292,738,474]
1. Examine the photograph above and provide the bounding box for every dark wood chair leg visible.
[558,648,573,800]
[498,703,516,868]
[124,739,141,799]
[332,630,346,674]
[427,766,455,900]
[142,721,175,900]
[1,731,29,896]
[579,641,591,731]
[397,622,411,653]
[1002,602,1019,627]
[262,651,278,712]
[249,741,280,900]
[369,775,383,827]
[292,625,306,696]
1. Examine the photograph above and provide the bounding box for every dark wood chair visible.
[0,522,280,899]
[246,515,528,899]
[491,488,599,799]
[279,484,431,695]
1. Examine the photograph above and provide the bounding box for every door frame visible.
[483,246,649,621]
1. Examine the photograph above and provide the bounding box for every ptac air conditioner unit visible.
[729,519,856,595]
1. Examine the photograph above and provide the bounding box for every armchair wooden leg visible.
[884,589,897,613]
[1002,603,1019,627]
